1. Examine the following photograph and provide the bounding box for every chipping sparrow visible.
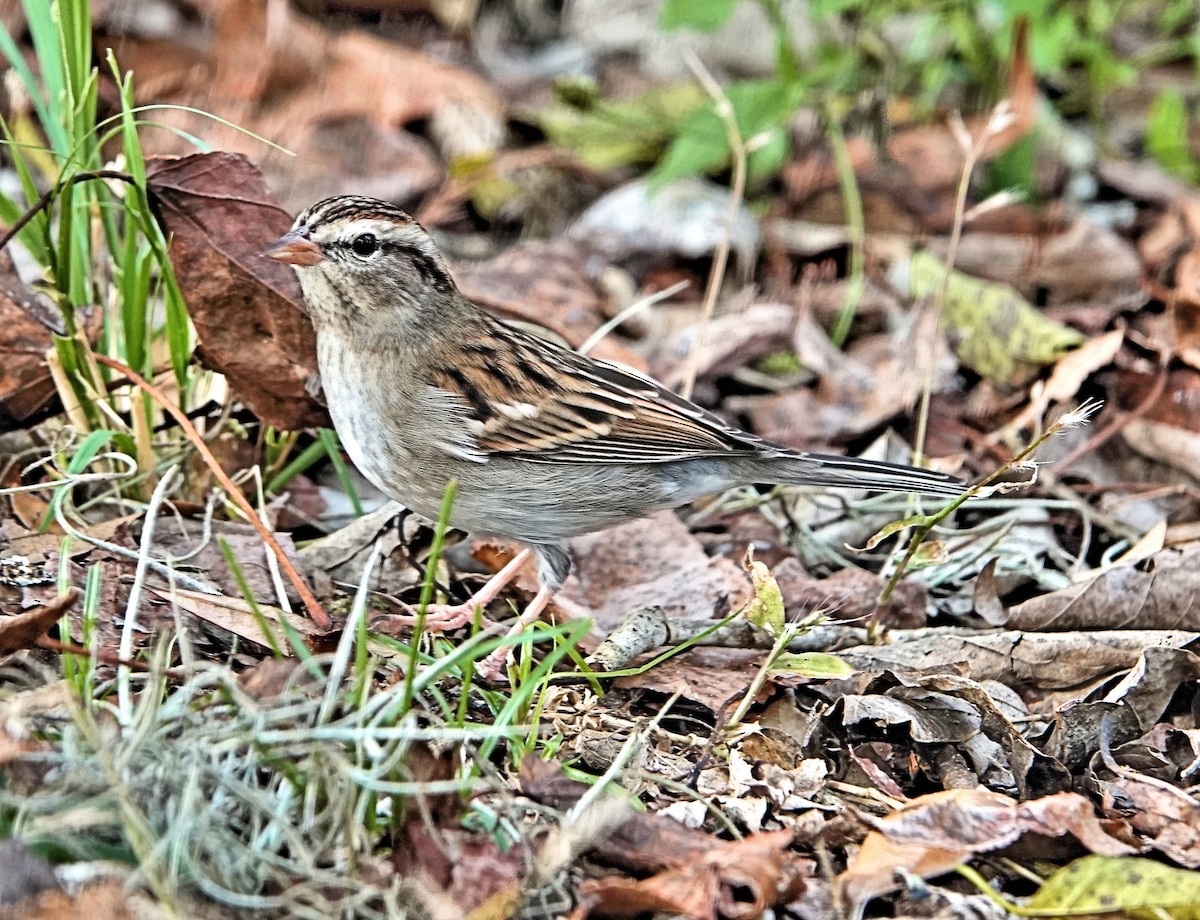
[264,196,963,652]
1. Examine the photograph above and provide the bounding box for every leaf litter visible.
[3,3,1200,919]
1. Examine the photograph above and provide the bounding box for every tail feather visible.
[770,453,965,496]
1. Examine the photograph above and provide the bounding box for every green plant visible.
[1146,87,1200,182]
[651,0,1149,189]
[0,1,191,464]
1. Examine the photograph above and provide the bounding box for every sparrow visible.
[264,196,963,641]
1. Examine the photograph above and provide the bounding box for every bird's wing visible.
[427,320,772,464]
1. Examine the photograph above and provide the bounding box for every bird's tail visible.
[768,453,966,497]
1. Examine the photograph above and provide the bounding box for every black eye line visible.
[329,237,416,256]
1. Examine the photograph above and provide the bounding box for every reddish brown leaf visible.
[574,830,805,920]
[0,590,78,654]
[146,152,329,430]
[0,254,102,428]
[838,788,1135,906]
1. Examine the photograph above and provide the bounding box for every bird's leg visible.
[394,548,533,631]
[476,582,555,681]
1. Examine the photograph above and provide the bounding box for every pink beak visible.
[262,229,324,266]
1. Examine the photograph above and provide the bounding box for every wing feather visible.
[427,318,776,465]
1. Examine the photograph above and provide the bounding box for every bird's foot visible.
[475,584,554,681]
[381,601,494,632]
[371,548,534,635]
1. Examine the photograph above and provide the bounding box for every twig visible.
[678,50,748,401]
[92,354,331,629]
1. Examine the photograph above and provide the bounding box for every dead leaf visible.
[1005,328,1124,433]
[614,647,763,713]
[574,830,805,920]
[835,628,1199,690]
[0,254,102,429]
[100,0,503,210]
[154,588,324,652]
[0,590,78,654]
[1005,543,1200,631]
[838,788,1135,906]
[147,152,328,430]
[772,558,927,629]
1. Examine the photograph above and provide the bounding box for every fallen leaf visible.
[0,590,78,654]
[897,250,1085,388]
[1028,856,1200,915]
[0,254,102,429]
[101,0,502,211]
[562,511,754,633]
[1005,328,1124,433]
[1005,542,1200,631]
[154,588,324,653]
[839,788,1135,906]
[147,152,328,430]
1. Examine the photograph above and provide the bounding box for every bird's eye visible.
[351,233,379,257]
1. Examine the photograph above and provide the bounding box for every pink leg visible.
[390,549,533,631]
[477,583,555,681]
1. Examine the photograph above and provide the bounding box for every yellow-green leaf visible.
[904,251,1085,388]
[538,81,708,171]
[1029,856,1200,919]
[770,652,854,679]
[742,551,785,635]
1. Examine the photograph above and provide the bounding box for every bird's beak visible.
[262,229,324,266]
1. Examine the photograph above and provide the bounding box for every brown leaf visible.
[838,788,1135,906]
[614,648,764,713]
[744,309,955,446]
[772,558,927,629]
[562,511,754,633]
[101,0,501,211]
[0,590,78,654]
[574,830,805,920]
[146,151,329,430]
[0,253,102,429]
[836,629,1198,690]
[1005,543,1200,631]
[154,589,324,653]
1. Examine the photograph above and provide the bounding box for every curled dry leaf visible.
[574,830,806,920]
[0,253,103,429]
[0,589,78,654]
[147,152,329,431]
[838,788,1135,906]
[1005,542,1200,631]
[1004,328,1124,435]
